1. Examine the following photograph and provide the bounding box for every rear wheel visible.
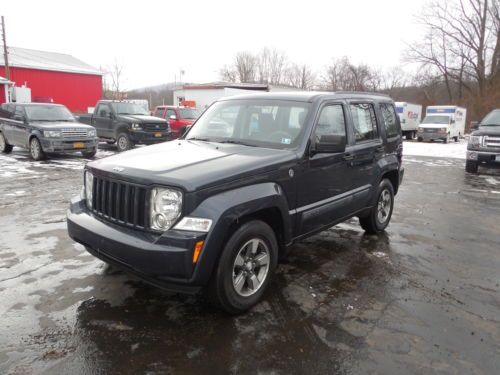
[444,134,450,143]
[207,220,278,314]
[465,160,478,173]
[359,179,395,234]
[417,137,423,142]
[116,133,134,152]
[0,132,13,153]
[30,137,46,160]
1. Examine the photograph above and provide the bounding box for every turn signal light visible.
[192,241,204,263]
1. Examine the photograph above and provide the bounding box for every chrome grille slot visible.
[485,136,500,148]
[143,123,167,131]
[61,128,89,138]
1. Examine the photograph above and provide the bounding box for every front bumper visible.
[41,137,98,153]
[129,131,172,144]
[466,149,500,164]
[417,132,447,141]
[66,196,205,293]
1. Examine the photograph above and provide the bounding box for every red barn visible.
[0,47,102,112]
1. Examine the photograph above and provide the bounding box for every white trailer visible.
[395,102,422,139]
[418,105,467,143]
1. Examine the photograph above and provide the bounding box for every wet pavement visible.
[1,144,499,374]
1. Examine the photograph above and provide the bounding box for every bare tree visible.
[408,0,500,115]
[323,57,381,91]
[286,63,316,90]
[108,60,125,98]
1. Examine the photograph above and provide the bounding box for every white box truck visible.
[418,105,467,143]
[395,102,422,139]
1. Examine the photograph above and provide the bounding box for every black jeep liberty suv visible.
[67,92,404,313]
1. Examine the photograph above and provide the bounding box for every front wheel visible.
[359,179,395,234]
[116,133,134,152]
[207,220,278,314]
[0,132,13,153]
[465,160,478,174]
[30,137,46,160]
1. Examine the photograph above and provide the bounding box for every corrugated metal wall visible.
[0,66,102,112]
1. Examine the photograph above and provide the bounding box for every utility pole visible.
[1,16,10,80]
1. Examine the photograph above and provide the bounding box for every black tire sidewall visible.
[213,220,278,313]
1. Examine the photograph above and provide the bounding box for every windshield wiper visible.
[187,137,212,142]
[480,123,500,126]
[217,140,256,147]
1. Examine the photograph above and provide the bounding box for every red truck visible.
[152,106,201,138]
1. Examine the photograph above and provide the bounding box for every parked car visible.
[67,92,404,313]
[465,109,500,173]
[78,100,171,152]
[418,105,467,143]
[152,105,202,138]
[395,102,422,140]
[0,103,98,160]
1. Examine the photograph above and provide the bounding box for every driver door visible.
[94,104,113,138]
[295,102,352,236]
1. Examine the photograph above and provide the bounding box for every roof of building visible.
[0,47,102,76]
[181,82,270,91]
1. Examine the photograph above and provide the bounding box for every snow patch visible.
[403,140,467,159]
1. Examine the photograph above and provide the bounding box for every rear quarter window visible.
[380,103,400,138]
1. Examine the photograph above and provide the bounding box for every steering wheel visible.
[269,130,292,143]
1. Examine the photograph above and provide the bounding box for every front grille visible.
[91,176,148,229]
[62,128,88,138]
[485,136,500,148]
[143,123,168,131]
[423,128,437,133]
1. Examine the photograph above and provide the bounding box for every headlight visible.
[85,171,93,209]
[43,130,61,138]
[469,135,483,147]
[439,128,447,133]
[131,123,142,130]
[87,129,97,137]
[150,187,183,231]
[174,217,212,232]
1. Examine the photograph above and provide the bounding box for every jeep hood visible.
[88,140,298,192]
[471,126,500,136]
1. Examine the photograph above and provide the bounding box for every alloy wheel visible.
[232,238,270,297]
[377,189,392,224]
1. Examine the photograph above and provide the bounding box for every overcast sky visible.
[3,0,428,90]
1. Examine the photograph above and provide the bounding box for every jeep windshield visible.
[110,102,149,115]
[24,105,75,121]
[479,110,500,126]
[185,99,311,149]
[422,115,450,124]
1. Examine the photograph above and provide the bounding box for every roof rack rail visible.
[335,91,391,98]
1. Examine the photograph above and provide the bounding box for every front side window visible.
[350,103,378,142]
[380,103,399,138]
[97,104,111,118]
[166,109,176,119]
[179,108,201,119]
[109,102,148,115]
[314,104,346,142]
[186,99,311,149]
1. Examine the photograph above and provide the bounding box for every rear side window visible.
[380,104,399,138]
[350,103,378,142]
[314,105,346,142]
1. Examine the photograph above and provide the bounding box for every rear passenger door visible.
[11,106,29,147]
[346,102,383,210]
[378,103,402,161]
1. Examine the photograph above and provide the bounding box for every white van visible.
[395,102,422,140]
[418,106,467,143]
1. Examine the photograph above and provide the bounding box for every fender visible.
[185,182,292,284]
[27,129,44,149]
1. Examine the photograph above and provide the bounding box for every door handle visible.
[343,153,354,161]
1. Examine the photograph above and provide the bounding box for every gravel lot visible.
[1,141,499,374]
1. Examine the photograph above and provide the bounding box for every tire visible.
[81,149,97,158]
[465,160,478,174]
[207,220,278,314]
[116,133,134,152]
[454,136,459,142]
[417,137,423,142]
[0,132,13,153]
[30,137,46,160]
[405,133,412,140]
[444,134,450,143]
[106,140,116,145]
[359,179,395,234]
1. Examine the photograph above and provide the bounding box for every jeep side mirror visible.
[169,115,177,120]
[108,113,114,119]
[314,135,346,153]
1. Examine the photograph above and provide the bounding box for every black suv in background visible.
[78,100,171,152]
[67,92,404,313]
[0,103,98,160]
[466,109,500,173]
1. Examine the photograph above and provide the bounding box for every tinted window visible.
[15,106,25,118]
[24,105,74,121]
[350,103,378,142]
[380,103,399,138]
[314,105,346,142]
[97,104,111,118]
[154,108,165,118]
[166,109,176,119]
